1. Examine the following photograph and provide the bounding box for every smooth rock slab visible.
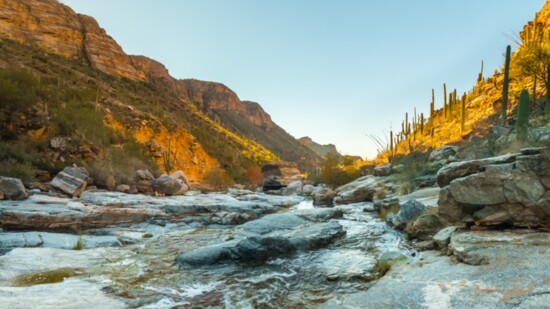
[323,230,550,309]
[0,232,121,250]
[0,277,125,309]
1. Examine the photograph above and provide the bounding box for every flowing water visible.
[90,200,415,308]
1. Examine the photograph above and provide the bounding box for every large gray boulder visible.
[373,162,392,176]
[50,167,89,197]
[0,177,27,200]
[176,209,344,266]
[153,175,188,195]
[438,152,550,229]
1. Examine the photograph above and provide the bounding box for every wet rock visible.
[313,188,336,207]
[302,184,322,196]
[428,145,458,162]
[334,176,377,205]
[153,175,188,195]
[50,167,89,197]
[261,161,303,191]
[388,200,425,230]
[0,196,165,230]
[373,162,392,176]
[327,230,550,309]
[0,232,121,250]
[0,177,28,200]
[177,221,344,266]
[283,180,303,196]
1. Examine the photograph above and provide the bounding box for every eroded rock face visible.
[0,0,144,81]
[438,151,550,229]
[261,161,303,191]
[0,177,27,200]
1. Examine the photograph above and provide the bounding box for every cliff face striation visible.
[0,0,323,178]
[0,0,145,81]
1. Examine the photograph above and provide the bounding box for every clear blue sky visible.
[61,0,545,159]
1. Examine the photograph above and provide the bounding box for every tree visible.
[204,166,234,191]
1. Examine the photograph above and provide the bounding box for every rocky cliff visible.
[0,0,145,81]
[0,0,321,177]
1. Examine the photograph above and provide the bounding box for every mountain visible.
[0,0,321,183]
[298,137,340,157]
[378,1,550,163]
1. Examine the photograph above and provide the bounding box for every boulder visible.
[0,177,28,200]
[302,184,322,196]
[387,200,425,230]
[436,153,518,187]
[153,175,188,195]
[438,153,550,229]
[283,180,303,196]
[412,174,437,189]
[50,167,88,197]
[433,226,458,249]
[115,184,131,193]
[428,145,458,162]
[169,170,190,187]
[404,210,446,240]
[136,169,155,181]
[373,163,392,176]
[261,161,304,191]
[373,198,400,220]
[313,188,336,207]
[334,176,377,205]
[136,180,154,195]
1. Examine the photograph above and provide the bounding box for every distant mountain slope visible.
[298,137,340,158]
[0,0,321,177]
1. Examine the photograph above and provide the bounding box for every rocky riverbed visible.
[0,149,549,308]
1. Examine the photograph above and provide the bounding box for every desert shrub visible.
[204,166,234,191]
[319,153,361,188]
[0,69,39,139]
[394,151,430,195]
[244,166,263,189]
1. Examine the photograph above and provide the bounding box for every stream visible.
[88,199,416,308]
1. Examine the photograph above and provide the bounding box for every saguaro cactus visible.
[516,89,530,138]
[546,62,550,113]
[431,88,435,117]
[502,45,511,125]
[443,83,448,119]
[461,94,466,133]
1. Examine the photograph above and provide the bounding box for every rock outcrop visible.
[261,161,303,191]
[0,0,144,81]
[438,149,550,229]
[334,176,377,205]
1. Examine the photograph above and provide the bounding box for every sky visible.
[61,0,546,159]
